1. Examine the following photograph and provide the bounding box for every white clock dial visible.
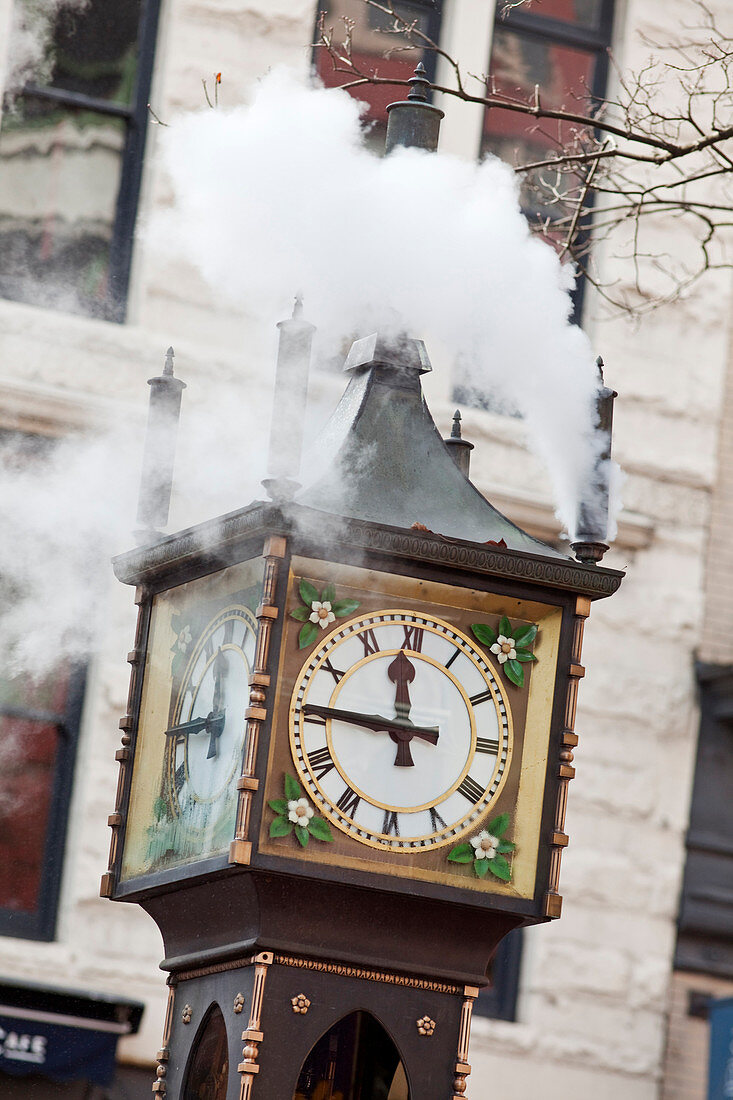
[289,610,512,851]
[167,606,257,816]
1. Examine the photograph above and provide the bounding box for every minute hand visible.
[302,703,439,766]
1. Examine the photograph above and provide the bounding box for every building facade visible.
[0,0,731,1096]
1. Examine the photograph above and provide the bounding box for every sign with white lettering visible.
[0,1014,118,1085]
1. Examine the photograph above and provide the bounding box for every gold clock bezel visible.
[289,609,513,852]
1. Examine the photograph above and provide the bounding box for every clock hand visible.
[301,703,439,768]
[206,649,229,759]
[164,650,229,758]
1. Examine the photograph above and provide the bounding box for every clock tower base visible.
[153,948,484,1099]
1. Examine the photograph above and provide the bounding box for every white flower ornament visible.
[288,798,315,828]
[309,601,336,629]
[490,634,516,664]
[177,625,193,653]
[470,830,500,860]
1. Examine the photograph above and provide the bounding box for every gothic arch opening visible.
[293,1010,410,1099]
[181,1002,229,1100]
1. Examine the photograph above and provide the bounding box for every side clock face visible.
[290,611,512,851]
[120,557,263,883]
[165,606,257,819]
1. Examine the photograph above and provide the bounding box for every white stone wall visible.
[0,0,731,1092]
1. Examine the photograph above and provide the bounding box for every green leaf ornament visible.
[298,621,318,649]
[299,579,319,606]
[487,813,510,837]
[332,599,360,617]
[295,825,310,848]
[308,816,334,842]
[270,816,292,838]
[284,773,302,801]
[504,659,524,687]
[488,854,512,881]
[291,606,310,621]
[498,615,512,638]
[321,583,336,604]
[474,858,490,878]
[268,799,289,814]
[513,623,538,646]
[448,842,475,864]
[471,623,497,647]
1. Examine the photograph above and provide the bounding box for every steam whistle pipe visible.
[571,356,618,565]
[384,62,444,154]
[135,347,186,541]
[262,297,316,502]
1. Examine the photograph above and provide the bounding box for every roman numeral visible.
[382,811,400,836]
[470,689,493,707]
[336,785,361,818]
[429,807,447,832]
[476,736,500,755]
[444,647,461,671]
[223,618,235,644]
[303,710,327,726]
[358,629,380,656]
[307,746,335,781]
[457,775,484,804]
[322,658,345,684]
[401,624,424,652]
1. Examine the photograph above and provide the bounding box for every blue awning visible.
[0,981,143,1087]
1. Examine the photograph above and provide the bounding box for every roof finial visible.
[444,408,474,478]
[407,61,430,103]
[293,294,303,319]
[596,354,605,383]
[163,346,175,376]
[450,409,463,439]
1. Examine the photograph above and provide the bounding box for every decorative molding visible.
[273,953,462,995]
[100,586,151,898]
[175,956,257,984]
[291,994,311,1015]
[544,596,592,919]
[151,978,176,1096]
[233,993,245,1014]
[238,953,273,1100]
[181,1005,192,1025]
[346,523,623,599]
[112,501,623,600]
[452,986,477,1098]
[230,545,286,865]
[416,1015,436,1036]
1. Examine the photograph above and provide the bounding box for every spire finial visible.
[164,346,175,376]
[407,61,430,103]
[596,354,605,383]
[450,409,463,439]
[293,294,303,319]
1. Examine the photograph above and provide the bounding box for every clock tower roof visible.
[296,333,567,558]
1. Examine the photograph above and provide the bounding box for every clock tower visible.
[101,72,623,1100]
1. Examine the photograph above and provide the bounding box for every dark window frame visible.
[486,0,615,322]
[0,664,87,941]
[7,0,162,323]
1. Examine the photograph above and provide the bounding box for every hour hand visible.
[301,703,439,768]
[164,710,226,758]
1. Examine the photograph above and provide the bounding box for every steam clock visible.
[101,71,622,1100]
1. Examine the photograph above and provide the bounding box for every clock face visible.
[166,605,257,817]
[290,610,511,851]
[120,558,263,882]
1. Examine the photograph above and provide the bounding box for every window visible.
[481,0,614,304]
[0,431,86,940]
[0,0,162,322]
[675,664,733,979]
[0,662,86,941]
[314,0,442,151]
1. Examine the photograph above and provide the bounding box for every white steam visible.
[153,67,606,535]
[2,68,618,678]
[4,0,88,100]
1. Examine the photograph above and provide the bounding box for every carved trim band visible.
[273,953,462,995]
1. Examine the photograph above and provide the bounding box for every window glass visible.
[47,1,142,104]
[315,0,437,149]
[482,28,598,171]
[0,714,60,915]
[0,105,125,317]
[517,0,604,27]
